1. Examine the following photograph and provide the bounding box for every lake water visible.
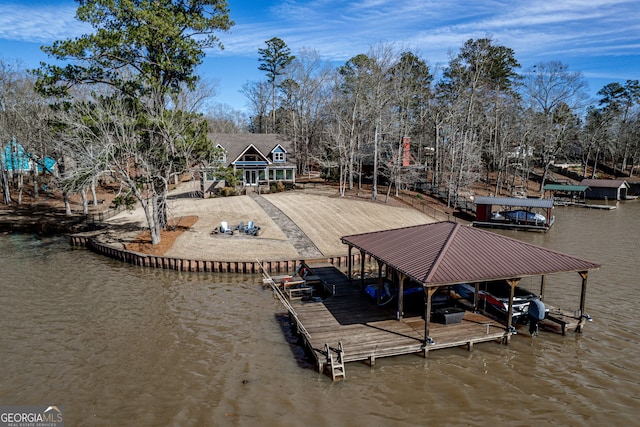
[0,200,638,426]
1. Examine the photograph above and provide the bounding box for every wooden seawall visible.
[69,234,361,274]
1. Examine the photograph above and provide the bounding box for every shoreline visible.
[69,233,361,275]
[1,184,442,274]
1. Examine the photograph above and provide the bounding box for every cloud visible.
[0,3,90,43]
[2,0,638,74]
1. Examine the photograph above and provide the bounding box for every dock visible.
[472,220,552,232]
[555,201,617,210]
[264,263,508,379]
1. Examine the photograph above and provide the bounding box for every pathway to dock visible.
[249,193,323,258]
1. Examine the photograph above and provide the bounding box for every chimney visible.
[402,137,410,167]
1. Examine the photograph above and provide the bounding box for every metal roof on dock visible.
[543,184,590,192]
[474,196,554,208]
[341,221,600,287]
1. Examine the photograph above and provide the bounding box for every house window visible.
[273,152,285,162]
[259,170,266,180]
[286,169,293,180]
[276,169,284,180]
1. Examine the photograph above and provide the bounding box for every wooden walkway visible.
[274,263,508,375]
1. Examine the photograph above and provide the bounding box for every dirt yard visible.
[104,184,439,261]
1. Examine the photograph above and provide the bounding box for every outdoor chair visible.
[212,221,234,235]
[246,220,260,236]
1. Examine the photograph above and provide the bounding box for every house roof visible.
[543,184,590,192]
[341,221,600,287]
[209,133,294,166]
[618,176,640,183]
[580,179,629,189]
[474,196,554,209]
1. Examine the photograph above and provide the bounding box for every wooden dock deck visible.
[266,263,509,376]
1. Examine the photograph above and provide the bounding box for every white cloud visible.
[2,0,637,86]
[214,0,640,67]
[0,3,90,44]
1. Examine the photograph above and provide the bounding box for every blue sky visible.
[0,0,638,111]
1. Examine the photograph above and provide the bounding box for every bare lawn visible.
[108,185,437,261]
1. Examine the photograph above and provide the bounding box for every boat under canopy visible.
[473,196,555,231]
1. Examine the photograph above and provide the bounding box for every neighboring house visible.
[580,178,630,200]
[203,133,296,191]
[2,138,57,176]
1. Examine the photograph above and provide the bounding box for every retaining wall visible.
[69,235,361,275]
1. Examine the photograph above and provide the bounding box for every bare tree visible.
[521,61,588,189]
[0,59,55,205]
[437,38,520,206]
[279,49,334,175]
[241,80,270,133]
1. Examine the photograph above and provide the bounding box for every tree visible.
[596,80,640,174]
[35,0,233,244]
[521,61,588,190]
[277,49,333,175]
[258,37,295,133]
[437,38,520,205]
[0,59,54,205]
[241,80,270,133]
[386,51,433,198]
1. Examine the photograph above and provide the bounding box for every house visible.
[2,138,57,176]
[2,138,31,174]
[580,179,630,200]
[202,133,296,192]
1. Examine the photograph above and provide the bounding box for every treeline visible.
[0,1,638,247]
[243,38,639,205]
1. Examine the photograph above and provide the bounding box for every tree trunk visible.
[0,157,10,204]
[372,122,379,201]
[17,173,23,205]
[33,169,39,199]
[64,191,71,215]
[81,186,89,215]
[91,179,98,206]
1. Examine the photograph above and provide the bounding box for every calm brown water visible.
[1,201,638,426]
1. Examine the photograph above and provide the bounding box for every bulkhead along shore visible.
[1,183,449,270]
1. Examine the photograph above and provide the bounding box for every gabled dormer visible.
[232,143,270,166]
[271,144,287,163]
[214,143,227,164]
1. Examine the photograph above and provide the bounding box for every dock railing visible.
[257,260,311,341]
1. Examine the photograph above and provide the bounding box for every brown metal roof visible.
[341,221,600,286]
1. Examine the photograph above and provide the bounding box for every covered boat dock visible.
[266,222,600,379]
[543,184,590,204]
[473,196,555,231]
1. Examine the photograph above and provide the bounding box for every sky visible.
[0,0,638,112]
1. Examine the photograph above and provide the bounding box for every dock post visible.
[577,271,589,333]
